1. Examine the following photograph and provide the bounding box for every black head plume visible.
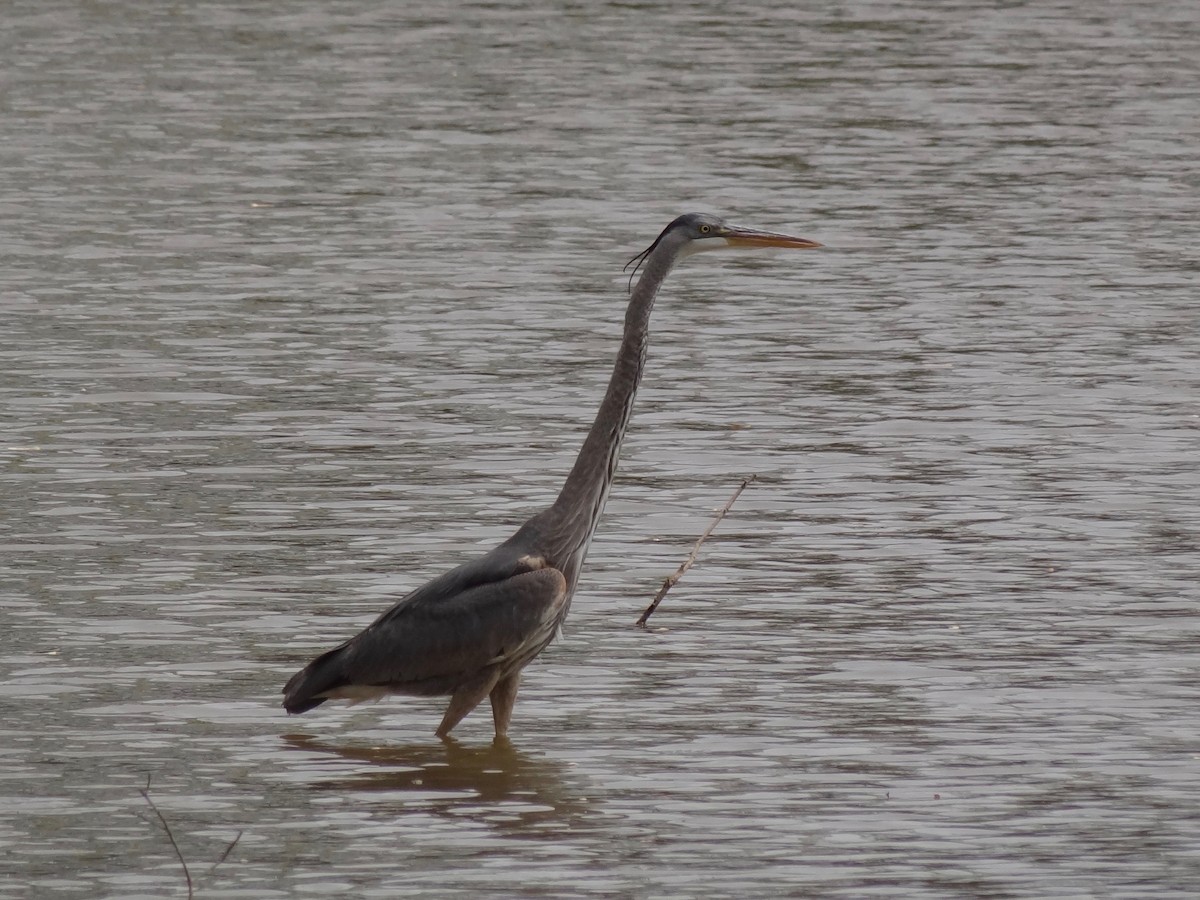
[622,215,697,292]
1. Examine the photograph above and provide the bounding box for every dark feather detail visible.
[623,214,691,292]
[281,555,567,713]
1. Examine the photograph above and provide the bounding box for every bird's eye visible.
[699,224,711,234]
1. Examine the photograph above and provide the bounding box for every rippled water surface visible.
[3,1,1199,897]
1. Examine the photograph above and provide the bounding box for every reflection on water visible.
[280,733,595,839]
[3,0,1200,896]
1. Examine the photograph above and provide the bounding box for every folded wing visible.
[282,559,567,714]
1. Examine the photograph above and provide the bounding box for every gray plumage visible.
[281,213,821,739]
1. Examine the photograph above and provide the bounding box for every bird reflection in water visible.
[281,733,595,837]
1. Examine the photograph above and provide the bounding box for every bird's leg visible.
[436,674,500,739]
[489,672,522,739]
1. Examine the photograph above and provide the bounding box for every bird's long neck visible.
[535,240,682,579]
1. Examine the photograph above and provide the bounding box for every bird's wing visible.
[334,564,568,692]
[369,546,546,626]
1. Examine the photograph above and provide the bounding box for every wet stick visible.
[139,775,193,899]
[636,475,755,627]
[138,775,242,898]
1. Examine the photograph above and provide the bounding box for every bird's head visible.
[624,213,821,287]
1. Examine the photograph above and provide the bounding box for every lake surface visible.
[2,0,1198,897]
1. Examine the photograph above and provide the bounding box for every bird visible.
[282,213,822,740]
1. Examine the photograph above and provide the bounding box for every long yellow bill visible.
[722,226,823,250]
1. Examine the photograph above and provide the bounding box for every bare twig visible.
[636,475,756,627]
[210,830,244,873]
[139,775,193,900]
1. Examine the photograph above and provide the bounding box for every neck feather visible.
[531,236,683,578]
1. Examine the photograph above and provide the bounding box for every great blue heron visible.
[282,213,821,739]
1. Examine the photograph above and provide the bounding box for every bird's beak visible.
[721,226,823,250]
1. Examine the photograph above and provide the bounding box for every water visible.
[3,0,1198,896]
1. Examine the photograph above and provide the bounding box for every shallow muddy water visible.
[2,1,1198,896]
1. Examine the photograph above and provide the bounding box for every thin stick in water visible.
[636,475,755,627]
[139,775,193,900]
[210,830,244,872]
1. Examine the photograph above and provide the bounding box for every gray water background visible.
[2,0,1199,897]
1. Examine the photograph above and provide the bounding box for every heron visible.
[282,213,821,739]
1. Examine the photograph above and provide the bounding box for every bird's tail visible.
[282,644,349,714]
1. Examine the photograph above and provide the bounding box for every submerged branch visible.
[139,776,193,900]
[138,775,242,897]
[211,830,244,872]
